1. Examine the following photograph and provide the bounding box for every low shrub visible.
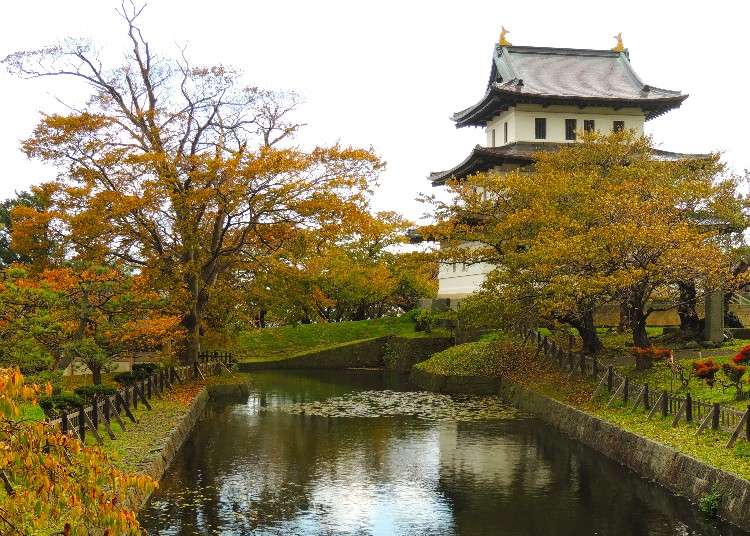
[132,362,159,376]
[721,362,747,399]
[734,344,750,365]
[38,393,84,419]
[113,371,138,385]
[692,358,720,387]
[114,363,160,385]
[413,309,437,333]
[73,384,117,403]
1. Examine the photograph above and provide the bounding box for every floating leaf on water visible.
[277,390,521,421]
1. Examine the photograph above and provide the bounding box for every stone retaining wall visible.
[239,335,452,372]
[383,337,453,373]
[411,368,750,531]
[138,387,209,507]
[238,337,389,370]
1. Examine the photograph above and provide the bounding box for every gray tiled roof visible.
[453,46,687,127]
[429,142,709,185]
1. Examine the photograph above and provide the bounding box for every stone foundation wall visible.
[411,368,750,531]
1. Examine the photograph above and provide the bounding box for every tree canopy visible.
[426,132,749,350]
[2,4,403,362]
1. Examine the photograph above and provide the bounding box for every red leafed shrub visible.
[723,362,747,384]
[722,362,747,399]
[633,347,671,370]
[733,344,750,365]
[693,358,720,386]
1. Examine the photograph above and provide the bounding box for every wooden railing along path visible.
[521,329,750,448]
[47,351,234,444]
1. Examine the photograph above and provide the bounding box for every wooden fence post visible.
[607,366,613,393]
[147,375,152,399]
[568,351,575,372]
[712,403,720,430]
[579,353,586,374]
[592,355,598,378]
[132,385,137,410]
[78,406,86,442]
[726,406,750,448]
[643,383,650,410]
[115,391,136,423]
[685,393,693,423]
[661,390,669,417]
[622,377,629,405]
[91,400,98,429]
[61,412,69,435]
[671,398,688,427]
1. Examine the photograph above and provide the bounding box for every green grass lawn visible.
[236,316,448,362]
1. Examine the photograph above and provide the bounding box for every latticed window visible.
[565,119,577,140]
[613,120,625,132]
[535,118,546,139]
[584,119,595,132]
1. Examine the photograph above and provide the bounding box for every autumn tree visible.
[0,262,176,384]
[0,368,153,534]
[4,3,381,361]
[0,189,53,269]
[425,131,748,351]
[237,211,436,325]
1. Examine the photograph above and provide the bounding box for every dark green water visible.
[139,370,746,535]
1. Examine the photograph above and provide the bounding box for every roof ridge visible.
[506,45,623,56]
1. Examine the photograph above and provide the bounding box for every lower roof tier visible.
[429,142,709,186]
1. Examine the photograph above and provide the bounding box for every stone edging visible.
[137,387,209,508]
[410,367,750,531]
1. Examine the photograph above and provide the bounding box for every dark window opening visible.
[534,118,546,140]
[491,129,496,147]
[504,122,508,144]
[584,119,595,132]
[565,119,577,140]
[613,120,625,132]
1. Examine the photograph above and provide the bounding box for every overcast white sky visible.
[1,1,748,222]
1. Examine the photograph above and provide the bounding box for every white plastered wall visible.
[485,104,645,146]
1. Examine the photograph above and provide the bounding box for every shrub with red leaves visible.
[733,344,750,365]
[693,358,720,386]
[722,362,747,398]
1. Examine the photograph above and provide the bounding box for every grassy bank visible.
[237,315,448,362]
[416,336,750,482]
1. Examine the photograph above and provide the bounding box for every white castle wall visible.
[485,104,644,146]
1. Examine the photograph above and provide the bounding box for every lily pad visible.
[278,390,521,421]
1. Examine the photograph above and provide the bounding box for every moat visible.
[139,370,745,535]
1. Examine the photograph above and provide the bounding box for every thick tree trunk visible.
[571,310,602,354]
[90,363,102,385]
[631,307,651,348]
[181,271,202,364]
[677,281,700,335]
